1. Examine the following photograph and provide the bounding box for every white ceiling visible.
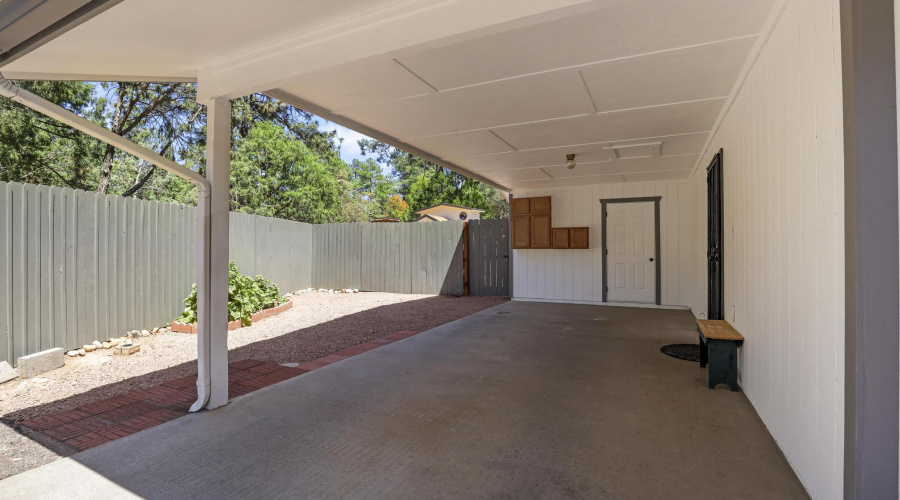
[1,0,777,191]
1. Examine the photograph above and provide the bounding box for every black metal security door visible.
[707,149,724,320]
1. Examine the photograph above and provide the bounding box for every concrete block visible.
[17,348,64,378]
[114,344,140,356]
[0,361,18,384]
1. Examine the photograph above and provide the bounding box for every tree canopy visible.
[0,80,508,223]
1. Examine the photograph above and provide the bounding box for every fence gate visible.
[466,219,510,296]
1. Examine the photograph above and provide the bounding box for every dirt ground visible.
[0,292,508,480]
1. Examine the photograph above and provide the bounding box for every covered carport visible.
[1,301,809,498]
[0,0,897,499]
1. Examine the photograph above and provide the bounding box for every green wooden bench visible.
[696,320,744,391]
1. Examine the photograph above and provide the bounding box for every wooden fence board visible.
[467,219,509,296]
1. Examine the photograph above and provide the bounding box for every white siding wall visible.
[512,181,693,307]
[686,0,844,498]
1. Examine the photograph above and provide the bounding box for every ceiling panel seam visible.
[443,131,712,160]
[578,70,599,114]
[395,33,760,95]
[488,130,518,152]
[404,97,726,143]
[494,154,699,174]
[392,58,439,93]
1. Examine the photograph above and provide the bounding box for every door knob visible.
[649,258,654,262]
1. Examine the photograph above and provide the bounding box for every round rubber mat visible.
[660,343,700,362]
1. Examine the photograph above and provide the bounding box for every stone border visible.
[170,300,294,334]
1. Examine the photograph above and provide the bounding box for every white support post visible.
[204,97,231,410]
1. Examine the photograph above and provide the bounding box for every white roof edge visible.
[266,89,511,193]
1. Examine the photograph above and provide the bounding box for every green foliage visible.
[348,158,396,219]
[176,262,283,326]
[358,139,509,220]
[0,80,508,223]
[0,81,102,190]
[230,121,349,223]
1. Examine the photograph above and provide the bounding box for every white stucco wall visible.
[511,181,693,307]
[686,0,845,497]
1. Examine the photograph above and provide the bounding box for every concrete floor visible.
[0,301,809,499]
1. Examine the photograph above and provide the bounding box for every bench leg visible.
[699,333,708,368]
[707,340,739,391]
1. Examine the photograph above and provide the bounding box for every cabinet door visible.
[570,227,589,249]
[552,228,570,248]
[531,196,552,214]
[511,216,531,248]
[531,214,552,248]
[511,198,531,215]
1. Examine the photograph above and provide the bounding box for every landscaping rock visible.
[66,350,79,357]
[17,348,65,378]
[113,344,140,356]
[0,361,18,384]
[92,340,102,348]
[82,345,96,352]
[141,330,151,337]
[101,342,111,349]
[78,349,86,356]
[151,327,160,334]
[108,339,120,348]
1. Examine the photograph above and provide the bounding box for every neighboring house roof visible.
[414,214,449,222]
[370,217,400,223]
[414,203,485,214]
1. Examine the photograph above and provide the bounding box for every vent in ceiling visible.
[604,141,662,160]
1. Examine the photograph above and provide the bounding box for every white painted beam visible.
[203,97,231,410]
[268,89,511,192]
[196,0,592,100]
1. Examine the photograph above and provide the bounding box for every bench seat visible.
[696,320,744,391]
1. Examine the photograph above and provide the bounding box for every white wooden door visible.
[606,201,656,303]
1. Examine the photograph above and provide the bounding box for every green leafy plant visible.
[176,262,283,326]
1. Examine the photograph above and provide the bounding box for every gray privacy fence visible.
[229,212,312,292]
[0,180,508,364]
[312,221,466,295]
[0,182,312,364]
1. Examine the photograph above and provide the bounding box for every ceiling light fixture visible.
[565,154,576,169]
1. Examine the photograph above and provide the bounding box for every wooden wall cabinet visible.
[510,196,552,249]
[531,214,552,248]
[510,196,583,250]
[531,196,551,214]
[512,215,531,248]
[511,198,531,215]
[552,228,570,248]
[569,227,589,249]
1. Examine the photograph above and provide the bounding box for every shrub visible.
[176,262,283,327]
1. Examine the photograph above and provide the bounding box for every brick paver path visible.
[16,330,419,452]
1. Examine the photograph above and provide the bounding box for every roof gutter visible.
[0,74,214,412]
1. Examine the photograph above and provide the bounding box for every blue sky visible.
[315,120,389,173]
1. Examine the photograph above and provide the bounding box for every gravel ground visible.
[0,292,508,480]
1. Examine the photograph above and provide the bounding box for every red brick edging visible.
[15,329,420,452]
[171,300,294,333]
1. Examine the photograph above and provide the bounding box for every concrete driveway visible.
[0,301,809,499]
